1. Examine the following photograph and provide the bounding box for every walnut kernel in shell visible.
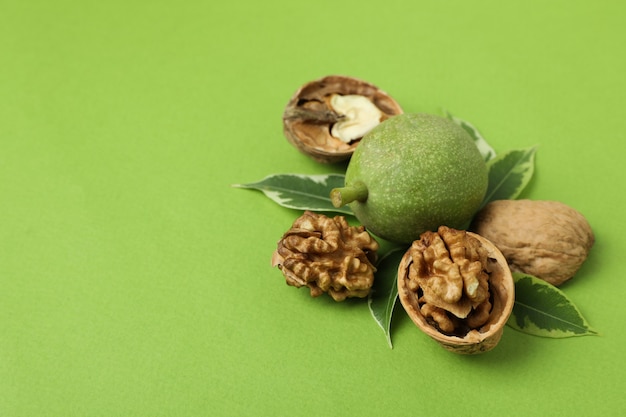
[282,75,403,163]
[398,226,514,354]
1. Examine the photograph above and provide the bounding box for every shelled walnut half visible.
[271,211,379,301]
[398,226,514,354]
[282,75,403,163]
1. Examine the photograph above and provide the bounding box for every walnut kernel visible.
[282,75,403,163]
[398,226,514,354]
[271,211,379,301]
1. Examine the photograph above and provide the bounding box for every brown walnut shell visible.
[282,75,403,163]
[470,199,595,286]
[398,229,514,354]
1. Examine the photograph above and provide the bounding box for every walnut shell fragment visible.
[271,211,379,301]
[398,226,514,354]
[282,75,403,163]
[470,199,595,286]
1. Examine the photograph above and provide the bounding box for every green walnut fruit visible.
[330,113,488,244]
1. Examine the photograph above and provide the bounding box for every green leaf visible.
[368,247,407,349]
[481,146,537,206]
[233,173,353,215]
[445,111,497,162]
[507,273,598,338]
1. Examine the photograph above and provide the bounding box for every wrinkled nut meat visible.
[271,211,379,301]
[398,226,514,354]
[282,75,403,163]
[471,199,595,286]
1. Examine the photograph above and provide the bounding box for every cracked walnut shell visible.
[282,75,403,163]
[271,211,379,301]
[398,226,514,354]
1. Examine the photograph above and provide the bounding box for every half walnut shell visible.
[397,227,515,354]
[282,75,404,163]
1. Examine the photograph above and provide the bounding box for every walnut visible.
[282,75,403,163]
[470,200,595,286]
[398,226,514,354]
[271,211,379,301]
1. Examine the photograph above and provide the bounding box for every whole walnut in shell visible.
[271,211,379,301]
[470,199,594,286]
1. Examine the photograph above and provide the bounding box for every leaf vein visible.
[514,300,590,333]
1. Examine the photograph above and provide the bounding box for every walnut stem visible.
[330,182,368,207]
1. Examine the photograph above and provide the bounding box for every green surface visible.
[1,1,625,416]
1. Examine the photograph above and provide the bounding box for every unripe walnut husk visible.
[282,75,403,163]
[470,199,595,286]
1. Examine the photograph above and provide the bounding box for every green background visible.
[1,0,625,416]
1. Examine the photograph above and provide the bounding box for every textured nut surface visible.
[398,226,514,354]
[470,199,594,286]
[282,75,403,163]
[271,211,379,301]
